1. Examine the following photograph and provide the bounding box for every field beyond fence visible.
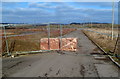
[1,25,76,56]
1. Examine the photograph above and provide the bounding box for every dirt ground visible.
[2,29,119,77]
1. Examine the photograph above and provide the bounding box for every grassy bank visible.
[82,28,120,65]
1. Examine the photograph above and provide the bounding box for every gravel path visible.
[2,29,119,77]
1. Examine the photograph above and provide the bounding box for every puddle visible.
[90,53,101,55]
[91,52,109,60]
[94,55,109,60]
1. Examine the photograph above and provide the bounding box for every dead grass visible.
[86,28,118,36]
[82,28,120,65]
[2,28,76,55]
[82,29,117,53]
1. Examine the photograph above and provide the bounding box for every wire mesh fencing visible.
[1,24,77,56]
[1,23,120,58]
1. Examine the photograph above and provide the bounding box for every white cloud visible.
[1,2,118,24]
[2,0,120,2]
[28,2,56,9]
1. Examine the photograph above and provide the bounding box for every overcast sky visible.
[1,2,118,24]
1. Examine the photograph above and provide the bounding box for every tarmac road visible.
[2,29,119,77]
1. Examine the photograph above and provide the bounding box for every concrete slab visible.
[95,64,118,77]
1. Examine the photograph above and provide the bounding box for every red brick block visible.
[40,38,59,50]
[40,38,49,50]
[50,38,59,50]
[61,38,77,51]
[40,38,77,51]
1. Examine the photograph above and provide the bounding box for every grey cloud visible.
[2,2,118,24]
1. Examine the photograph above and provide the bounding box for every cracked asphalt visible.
[2,29,119,77]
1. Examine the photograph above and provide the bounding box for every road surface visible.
[2,29,119,77]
